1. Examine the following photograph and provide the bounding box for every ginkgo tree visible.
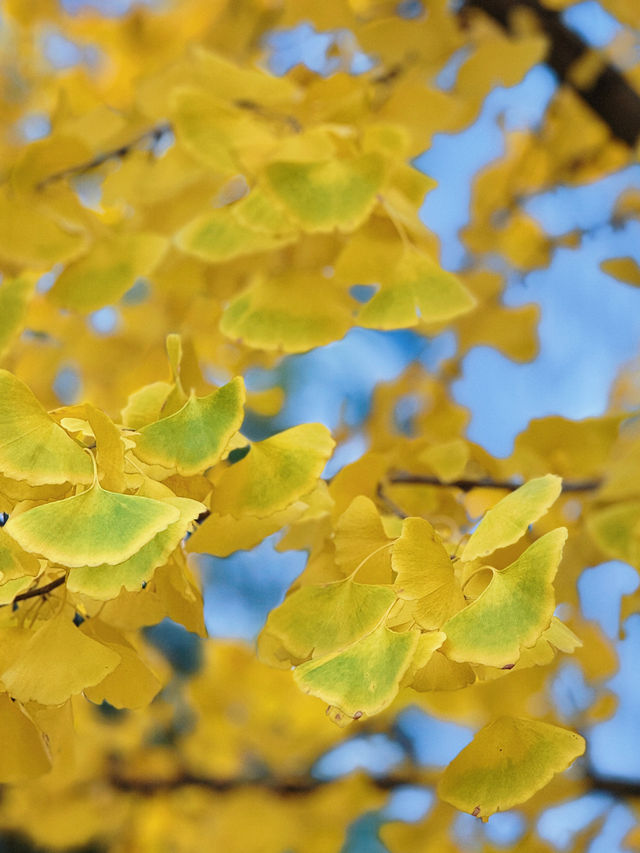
[0,0,639,850]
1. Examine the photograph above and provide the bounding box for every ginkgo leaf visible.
[67,496,205,599]
[357,249,476,329]
[220,273,354,353]
[186,502,305,557]
[1,615,121,705]
[294,624,418,719]
[57,402,126,492]
[121,381,173,430]
[438,716,585,819]
[175,208,293,263]
[586,501,640,566]
[462,474,563,561]
[0,694,51,782]
[264,153,386,233]
[0,370,93,486]
[334,496,393,584]
[134,378,245,475]
[442,528,568,667]
[5,481,180,568]
[82,621,163,709]
[49,232,167,312]
[232,186,298,236]
[260,579,396,663]
[401,630,446,687]
[392,517,465,628]
[600,256,640,287]
[210,424,335,518]
[0,275,34,358]
[411,650,475,692]
[0,191,85,268]
[0,528,40,583]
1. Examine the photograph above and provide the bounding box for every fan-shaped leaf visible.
[438,716,585,819]
[442,528,568,667]
[462,474,562,561]
[0,370,93,486]
[5,482,180,568]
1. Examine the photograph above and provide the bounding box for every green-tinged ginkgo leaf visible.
[357,249,476,329]
[134,378,245,475]
[260,579,396,663]
[82,621,163,709]
[49,232,167,312]
[0,276,34,358]
[170,85,279,173]
[0,694,51,782]
[5,481,180,568]
[438,716,585,819]
[601,256,640,287]
[67,496,204,599]
[186,502,305,557]
[294,624,418,719]
[334,496,393,584]
[1,615,120,705]
[232,186,298,236]
[462,474,563,561]
[0,370,93,486]
[586,501,640,566]
[264,153,386,233]
[392,517,465,628]
[442,528,568,667]
[210,423,335,518]
[0,528,40,583]
[220,273,354,353]
[175,208,294,263]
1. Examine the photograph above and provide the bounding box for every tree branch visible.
[10,575,66,605]
[36,122,173,190]
[460,0,640,147]
[387,472,602,493]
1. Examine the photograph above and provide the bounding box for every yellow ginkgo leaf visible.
[264,153,386,233]
[442,528,568,667]
[1,615,121,705]
[57,402,126,493]
[175,208,294,263]
[82,621,163,710]
[0,694,51,782]
[134,378,245,475]
[0,528,40,583]
[49,232,167,312]
[0,370,93,486]
[220,272,354,353]
[392,517,465,628]
[438,716,585,819]
[260,579,396,664]
[601,256,640,287]
[411,650,475,692]
[586,501,640,566]
[334,496,393,584]
[67,496,205,599]
[186,502,305,557]
[0,191,85,268]
[357,249,476,329]
[294,624,418,719]
[210,423,335,518]
[5,481,180,568]
[232,186,298,236]
[462,474,563,562]
[0,275,34,358]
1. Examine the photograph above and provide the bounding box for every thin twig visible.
[36,122,173,190]
[388,473,602,493]
[11,575,66,604]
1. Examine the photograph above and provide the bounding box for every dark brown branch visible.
[587,770,640,799]
[11,575,66,604]
[461,0,640,147]
[388,472,602,493]
[108,765,429,797]
[36,122,173,190]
